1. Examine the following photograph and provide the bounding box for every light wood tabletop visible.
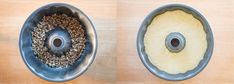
[117,0,234,84]
[0,0,233,84]
[0,0,116,83]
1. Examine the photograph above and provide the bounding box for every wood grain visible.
[0,0,117,84]
[117,0,234,84]
[0,0,233,84]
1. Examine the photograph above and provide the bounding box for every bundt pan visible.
[19,3,97,82]
[137,4,214,81]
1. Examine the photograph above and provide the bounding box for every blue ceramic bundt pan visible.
[137,4,214,81]
[19,3,97,82]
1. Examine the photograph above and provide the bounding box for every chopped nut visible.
[32,14,86,68]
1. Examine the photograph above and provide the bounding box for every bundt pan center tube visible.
[19,3,97,82]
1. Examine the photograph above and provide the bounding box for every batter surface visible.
[144,10,207,74]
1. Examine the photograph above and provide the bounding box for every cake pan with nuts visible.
[19,3,97,82]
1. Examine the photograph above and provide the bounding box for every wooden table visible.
[0,0,233,84]
[0,0,116,83]
[117,0,234,84]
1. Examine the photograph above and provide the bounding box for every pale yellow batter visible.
[144,10,207,74]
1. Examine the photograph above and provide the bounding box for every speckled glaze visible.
[137,4,214,81]
[19,3,97,82]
